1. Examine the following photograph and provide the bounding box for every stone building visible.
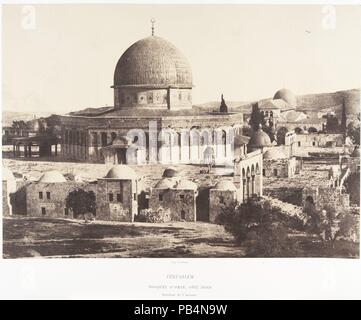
[302,186,350,212]
[262,148,297,178]
[294,132,344,148]
[25,170,94,218]
[209,181,237,223]
[96,166,139,222]
[149,171,198,222]
[233,135,263,203]
[58,31,243,165]
[2,168,17,216]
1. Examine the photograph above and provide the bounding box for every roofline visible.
[111,84,194,89]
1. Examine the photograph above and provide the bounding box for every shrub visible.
[216,199,300,256]
[140,207,171,223]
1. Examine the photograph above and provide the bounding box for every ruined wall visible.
[96,179,136,222]
[209,189,236,223]
[295,133,344,148]
[263,159,289,178]
[149,188,197,221]
[302,187,350,211]
[264,187,303,206]
[26,182,96,218]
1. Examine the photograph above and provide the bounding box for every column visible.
[251,176,255,195]
[13,143,16,157]
[242,179,247,203]
[29,145,32,158]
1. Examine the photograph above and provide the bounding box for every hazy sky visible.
[2,4,361,114]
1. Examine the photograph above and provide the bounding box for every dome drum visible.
[113,36,193,110]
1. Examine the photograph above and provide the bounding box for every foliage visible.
[343,172,360,206]
[276,127,288,145]
[12,120,28,130]
[341,99,347,132]
[325,114,339,133]
[216,199,300,257]
[249,103,265,132]
[347,122,360,145]
[263,123,275,142]
[305,205,358,247]
[140,207,171,223]
[65,189,96,218]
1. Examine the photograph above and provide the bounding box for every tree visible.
[347,122,360,145]
[249,103,265,132]
[12,120,28,130]
[216,199,299,257]
[341,98,347,133]
[276,127,288,145]
[325,114,339,133]
[306,205,357,250]
[65,189,96,218]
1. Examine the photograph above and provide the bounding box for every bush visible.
[216,199,300,256]
[140,207,171,223]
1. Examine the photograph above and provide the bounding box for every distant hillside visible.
[1,111,53,127]
[297,89,360,114]
[194,101,252,113]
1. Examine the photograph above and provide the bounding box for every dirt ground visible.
[2,217,245,258]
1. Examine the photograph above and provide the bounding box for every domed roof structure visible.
[104,165,137,180]
[175,179,197,190]
[38,170,67,183]
[154,178,176,189]
[351,146,360,157]
[263,148,288,160]
[162,167,179,178]
[273,88,297,107]
[248,126,272,148]
[2,168,15,181]
[114,36,193,88]
[213,180,237,191]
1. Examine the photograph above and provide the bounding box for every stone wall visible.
[96,179,137,222]
[295,133,344,148]
[302,186,350,211]
[263,187,303,206]
[149,188,197,222]
[26,181,96,218]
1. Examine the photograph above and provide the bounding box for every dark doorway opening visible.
[196,187,210,221]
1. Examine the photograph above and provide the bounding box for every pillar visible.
[13,143,16,157]
[251,176,255,195]
[24,145,28,158]
[242,179,247,203]
[29,145,32,158]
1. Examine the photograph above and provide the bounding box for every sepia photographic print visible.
[1,3,360,260]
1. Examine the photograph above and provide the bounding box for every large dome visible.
[114,36,193,87]
[273,88,297,107]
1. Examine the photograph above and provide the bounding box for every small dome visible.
[175,179,198,190]
[154,178,176,189]
[38,170,67,183]
[248,126,272,148]
[234,135,250,148]
[104,165,137,180]
[213,180,237,191]
[162,167,179,178]
[114,36,192,87]
[2,168,15,181]
[351,146,360,157]
[263,148,288,160]
[111,136,131,146]
[273,88,297,107]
